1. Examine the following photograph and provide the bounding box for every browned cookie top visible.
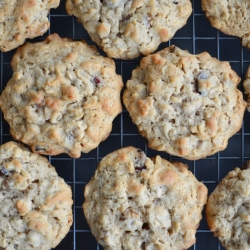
[83,146,207,250]
[202,0,250,48]
[123,46,246,160]
[66,0,192,59]
[0,34,123,158]
[0,141,73,250]
[0,0,59,52]
[207,162,250,249]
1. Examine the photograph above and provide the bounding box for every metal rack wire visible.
[1,0,249,249]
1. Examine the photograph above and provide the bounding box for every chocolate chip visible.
[142,223,150,230]
[172,0,178,4]
[169,45,176,53]
[140,242,146,250]
[194,79,200,94]
[228,120,231,125]
[0,167,9,176]
[35,146,46,152]
[123,14,133,22]
[135,166,146,171]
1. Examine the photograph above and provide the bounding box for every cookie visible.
[123,46,246,160]
[0,141,73,250]
[66,0,192,59]
[0,0,59,52]
[0,34,123,158]
[243,66,250,111]
[202,0,250,48]
[206,162,250,250]
[83,146,207,250]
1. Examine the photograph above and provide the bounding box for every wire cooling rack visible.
[1,0,250,249]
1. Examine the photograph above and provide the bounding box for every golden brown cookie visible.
[0,141,73,250]
[66,0,192,59]
[83,146,207,250]
[202,0,250,48]
[0,0,59,52]
[123,45,246,160]
[0,34,123,158]
[207,161,250,249]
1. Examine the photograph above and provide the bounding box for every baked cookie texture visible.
[0,34,123,158]
[0,0,59,52]
[0,141,73,250]
[206,162,250,250]
[83,146,207,250]
[123,46,246,160]
[66,0,192,59]
[202,0,250,48]
[243,66,250,111]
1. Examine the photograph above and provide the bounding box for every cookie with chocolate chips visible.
[202,0,250,49]
[206,161,250,249]
[243,66,250,111]
[0,141,73,250]
[0,0,60,52]
[66,0,192,59]
[0,34,123,158]
[83,146,207,250]
[123,45,246,160]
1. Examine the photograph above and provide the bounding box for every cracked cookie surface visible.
[0,0,59,52]
[0,141,73,250]
[83,146,207,250]
[202,0,250,48]
[66,0,192,59]
[123,45,246,160]
[0,33,123,158]
[243,66,250,111]
[206,162,250,250]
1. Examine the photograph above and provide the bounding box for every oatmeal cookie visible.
[206,161,250,250]
[0,34,123,158]
[243,66,250,111]
[83,146,207,250]
[0,141,73,250]
[202,0,250,48]
[0,0,59,52]
[66,0,192,59]
[123,45,246,160]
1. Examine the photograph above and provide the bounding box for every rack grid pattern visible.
[1,0,250,249]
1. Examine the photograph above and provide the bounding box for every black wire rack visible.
[1,0,250,249]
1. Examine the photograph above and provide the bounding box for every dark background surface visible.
[1,0,250,249]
